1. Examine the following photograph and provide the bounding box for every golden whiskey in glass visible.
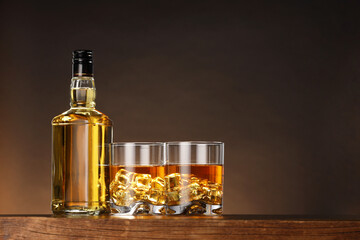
[165,142,224,215]
[110,143,165,215]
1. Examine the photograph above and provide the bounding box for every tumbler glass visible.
[110,142,166,215]
[165,141,224,215]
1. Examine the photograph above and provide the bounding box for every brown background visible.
[0,1,360,215]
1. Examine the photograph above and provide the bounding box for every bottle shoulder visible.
[52,108,113,125]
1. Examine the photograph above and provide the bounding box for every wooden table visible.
[1,215,360,239]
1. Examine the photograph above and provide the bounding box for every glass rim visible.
[111,142,165,147]
[166,141,224,146]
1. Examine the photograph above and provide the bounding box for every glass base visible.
[111,201,222,216]
[66,209,104,216]
[52,201,109,216]
[167,201,222,215]
[111,201,165,215]
[53,209,105,216]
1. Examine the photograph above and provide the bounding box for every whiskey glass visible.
[110,142,166,215]
[165,141,224,215]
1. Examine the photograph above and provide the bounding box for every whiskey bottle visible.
[51,50,113,215]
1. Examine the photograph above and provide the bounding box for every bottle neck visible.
[70,76,96,108]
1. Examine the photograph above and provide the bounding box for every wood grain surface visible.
[1,215,360,239]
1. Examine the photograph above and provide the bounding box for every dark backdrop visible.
[0,0,360,214]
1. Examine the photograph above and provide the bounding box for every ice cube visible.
[136,189,149,201]
[190,176,200,184]
[110,182,126,204]
[201,182,223,204]
[148,189,166,205]
[199,178,208,186]
[133,173,152,189]
[110,180,118,192]
[115,169,134,186]
[167,190,181,205]
[115,189,134,206]
[186,182,203,201]
[209,182,223,191]
[208,189,222,205]
[165,173,182,190]
[151,176,165,190]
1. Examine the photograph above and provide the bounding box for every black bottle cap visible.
[72,49,93,77]
[73,49,93,60]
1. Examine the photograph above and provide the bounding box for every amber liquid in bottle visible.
[51,50,113,215]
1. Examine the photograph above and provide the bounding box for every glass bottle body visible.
[51,77,113,215]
